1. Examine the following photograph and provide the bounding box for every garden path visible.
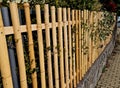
[96,31,120,88]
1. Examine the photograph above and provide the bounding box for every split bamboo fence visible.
[0,2,116,88]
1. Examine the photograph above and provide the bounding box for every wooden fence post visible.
[97,12,101,56]
[96,12,99,59]
[9,2,27,88]
[72,10,76,87]
[0,9,13,88]
[83,10,87,73]
[1,7,19,88]
[81,10,85,77]
[51,6,59,88]
[88,11,93,67]
[75,10,79,83]
[99,12,103,55]
[86,10,89,70]
[58,7,65,88]
[92,11,95,63]
[78,10,82,80]
[24,3,38,88]
[63,8,69,88]
[44,4,53,88]
[68,8,73,88]
[93,11,98,62]
[35,5,46,88]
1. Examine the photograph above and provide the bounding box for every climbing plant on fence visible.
[98,11,115,41]
[80,11,115,51]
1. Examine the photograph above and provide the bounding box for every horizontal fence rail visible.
[0,2,116,88]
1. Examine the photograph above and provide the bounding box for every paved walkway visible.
[96,41,120,88]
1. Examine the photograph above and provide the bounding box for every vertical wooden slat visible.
[92,11,97,63]
[86,10,88,71]
[81,11,85,77]
[35,5,46,88]
[83,10,87,73]
[78,10,82,80]
[89,11,93,67]
[0,9,13,88]
[24,3,38,88]
[91,11,94,63]
[92,11,95,63]
[68,8,73,88]
[96,11,99,60]
[98,12,101,56]
[96,12,99,60]
[86,10,89,70]
[83,10,85,74]
[84,10,87,71]
[81,11,83,78]
[63,8,69,88]
[99,12,104,51]
[58,7,65,88]
[9,2,27,88]
[86,10,88,69]
[51,6,59,88]
[1,7,19,88]
[44,4,53,88]
[72,10,76,87]
[99,12,103,55]
[81,10,84,77]
[97,12,101,56]
[75,10,79,83]
[94,11,98,62]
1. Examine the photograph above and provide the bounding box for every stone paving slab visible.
[96,45,120,88]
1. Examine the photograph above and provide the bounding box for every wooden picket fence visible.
[0,2,116,88]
